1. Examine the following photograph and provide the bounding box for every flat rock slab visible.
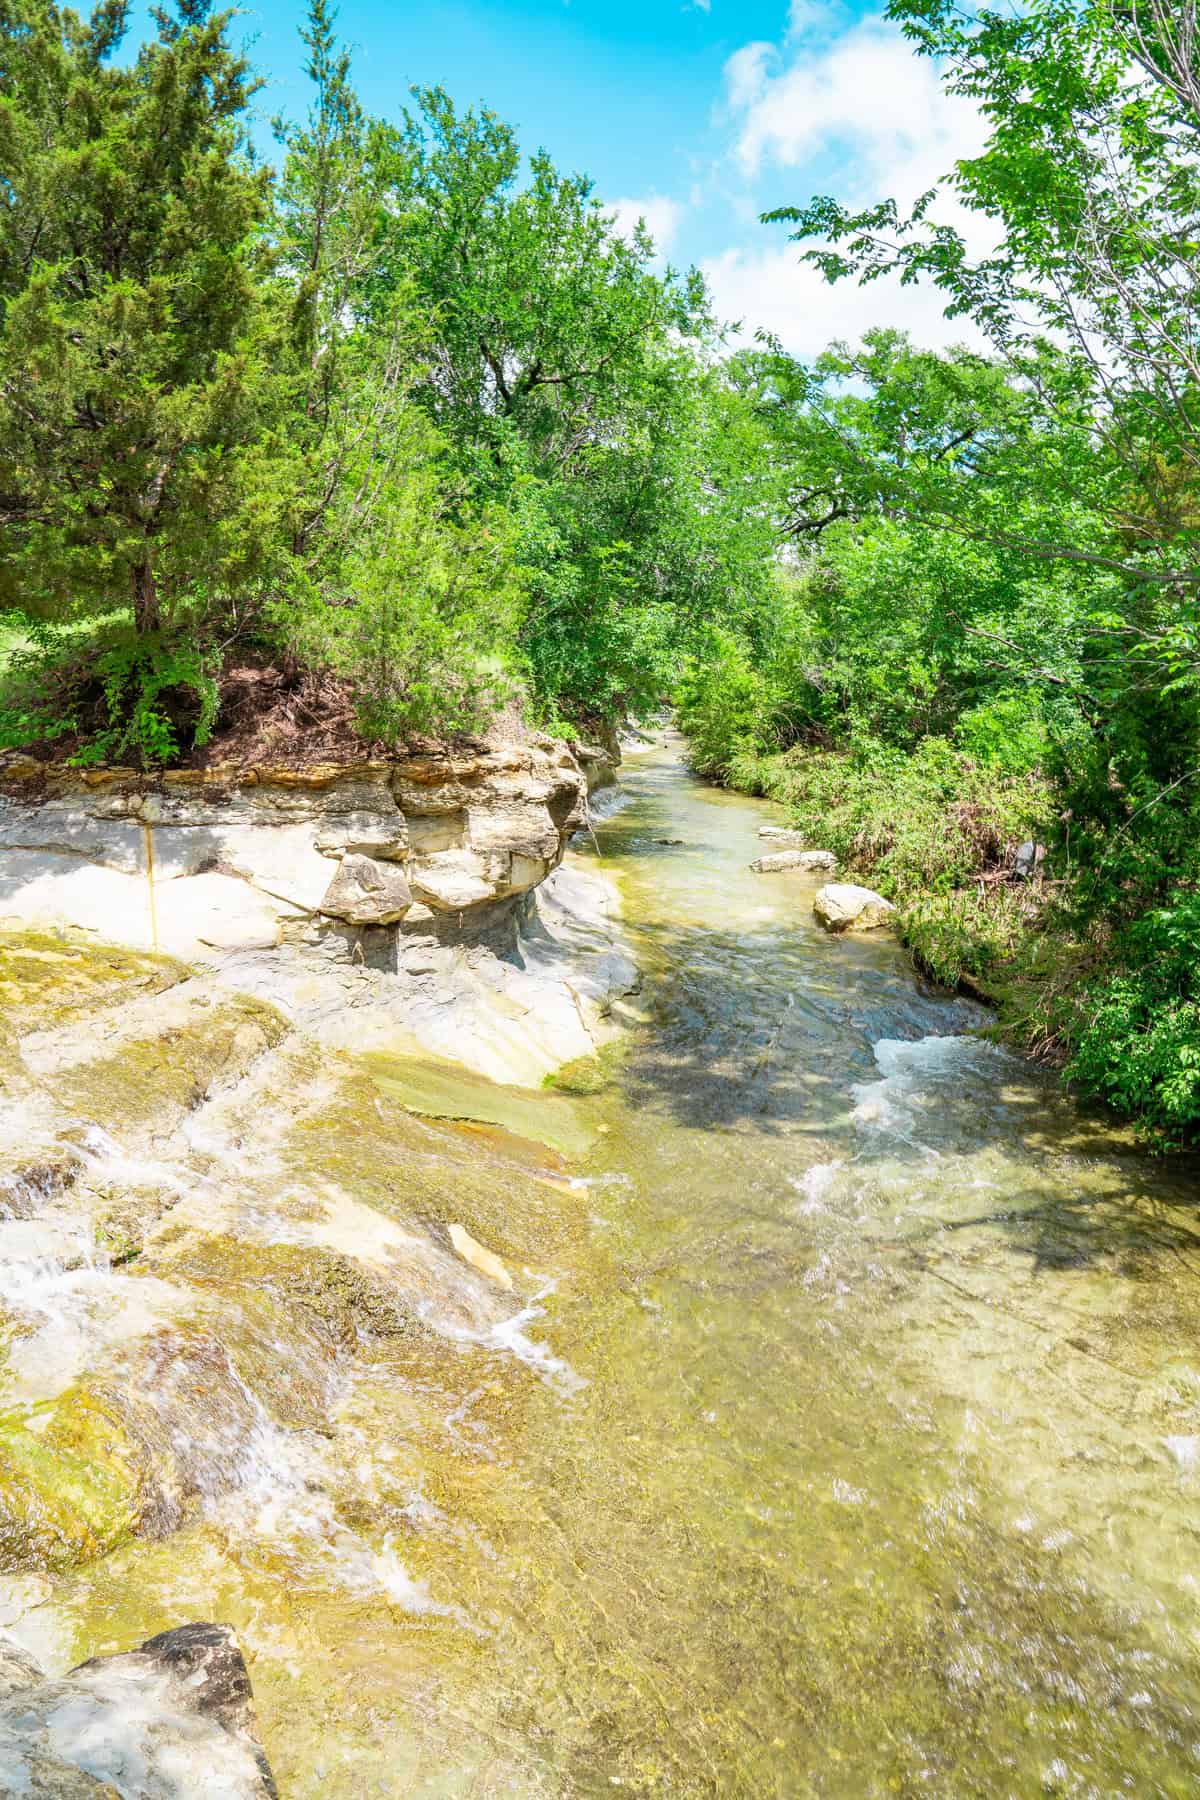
[813,882,895,932]
[756,826,809,848]
[449,1222,514,1290]
[750,849,837,874]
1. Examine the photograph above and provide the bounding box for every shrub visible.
[0,624,219,768]
[733,738,1055,897]
[1064,897,1200,1148]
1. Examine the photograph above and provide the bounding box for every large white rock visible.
[813,882,895,932]
[318,853,413,925]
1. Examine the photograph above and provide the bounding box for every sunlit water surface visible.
[10,741,1200,1797]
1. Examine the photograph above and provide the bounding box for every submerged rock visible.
[813,883,896,932]
[0,1622,276,1797]
[448,1222,514,1290]
[756,826,809,848]
[750,849,837,874]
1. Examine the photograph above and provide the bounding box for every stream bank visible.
[2,734,1200,1796]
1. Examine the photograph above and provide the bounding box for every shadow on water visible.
[615,915,991,1136]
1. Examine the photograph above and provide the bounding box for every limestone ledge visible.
[0,739,588,958]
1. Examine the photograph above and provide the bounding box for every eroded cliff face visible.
[0,736,590,962]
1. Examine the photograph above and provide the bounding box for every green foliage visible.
[1065,898,1200,1148]
[724,738,1054,897]
[0,0,780,753]
[0,0,281,634]
[953,695,1050,775]
[376,87,778,723]
[0,624,219,766]
[690,0,1200,1148]
[271,452,524,741]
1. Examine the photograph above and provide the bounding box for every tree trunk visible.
[132,555,161,634]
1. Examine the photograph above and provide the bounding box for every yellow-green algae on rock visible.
[0,931,185,1038]
[6,750,1200,1796]
[0,928,185,1098]
[0,1390,143,1570]
[50,995,288,1139]
[363,1048,597,1158]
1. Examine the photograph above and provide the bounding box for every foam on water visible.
[1,1270,187,1406]
[416,1282,587,1397]
[851,1033,1008,1151]
[1164,1435,1200,1472]
[790,1161,843,1214]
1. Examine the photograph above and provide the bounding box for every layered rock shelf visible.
[0,737,592,961]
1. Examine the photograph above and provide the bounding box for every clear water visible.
[7,740,1200,1797]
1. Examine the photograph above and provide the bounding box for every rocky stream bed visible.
[2,734,1200,1797]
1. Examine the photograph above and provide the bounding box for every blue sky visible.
[134,0,988,355]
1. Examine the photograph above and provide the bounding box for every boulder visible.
[319,853,413,925]
[813,883,895,932]
[0,1622,277,1798]
[750,849,837,875]
[1012,840,1046,880]
[756,826,808,848]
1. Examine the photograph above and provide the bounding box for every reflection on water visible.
[6,738,1200,1796]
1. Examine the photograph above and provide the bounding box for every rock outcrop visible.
[751,849,837,874]
[0,732,641,1091]
[813,883,896,932]
[0,739,587,961]
[0,1622,276,1797]
[569,722,622,797]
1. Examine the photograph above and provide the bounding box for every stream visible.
[4,737,1200,1796]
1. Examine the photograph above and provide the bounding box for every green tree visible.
[0,0,274,635]
[734,0,1200,1141]
[385,87,708,475]
[266,3,522,739]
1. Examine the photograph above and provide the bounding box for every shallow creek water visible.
[5,740,1200,1797]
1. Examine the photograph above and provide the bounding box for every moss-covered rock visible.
[543,1039,627,1097]
[278,1056,594,1267]
[0,1390,144,1571]
[53,996,288,1137]
[157,1233,422,1352]
[0,930,184,1039]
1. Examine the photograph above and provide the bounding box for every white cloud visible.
[608,194,685,254]
[728,13,985,204]
[709,11,997,353]
[786,0,848,40]
[723,42,775,114]
[702,243,989,360]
